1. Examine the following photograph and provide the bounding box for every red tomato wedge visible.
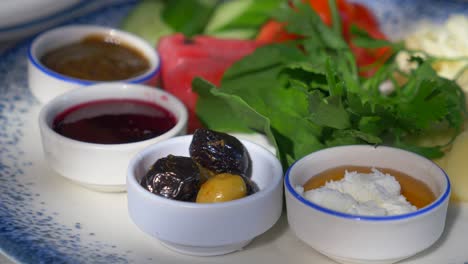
[256,0,390,76]
[158,34,261,132]
[256,20,299,43]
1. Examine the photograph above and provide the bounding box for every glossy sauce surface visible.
[303,165,436,209]
[53,99,176,144]
[41,34,150,81]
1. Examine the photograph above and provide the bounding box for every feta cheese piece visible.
[297,168,417,216]
[397,15,468,92]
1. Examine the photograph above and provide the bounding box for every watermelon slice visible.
[158,33,261,132]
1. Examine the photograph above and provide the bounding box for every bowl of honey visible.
[28,24,160,103]
[284,145,450,264]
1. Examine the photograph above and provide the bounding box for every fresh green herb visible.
[205,0,284,38]
[162,0,218,37]
[192,2,466,168]
[328,0,342,36]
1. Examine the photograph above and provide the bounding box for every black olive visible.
[243,176,259,195]
[140,155,201,201]
[189,128,251,179]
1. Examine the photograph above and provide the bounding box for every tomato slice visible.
[306,0,354,26]
[256,20,298,44]
[306,0,332,24]
[256,0,390,77]
[158,34,261,132]
[348,3,391,76]
[351,3,379,31]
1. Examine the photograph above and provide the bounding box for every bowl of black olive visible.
[126,128,283,256]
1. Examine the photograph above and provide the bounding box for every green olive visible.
[197,165,216,183]
[196,173,247,203]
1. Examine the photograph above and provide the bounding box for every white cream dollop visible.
[296,168,417,216]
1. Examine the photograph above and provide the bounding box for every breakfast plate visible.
[0,0,81,29]
[0,0,467,263]
[0,0,134,42]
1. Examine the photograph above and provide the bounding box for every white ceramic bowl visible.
[127,135,283,256]
[285,145,450,264]
[28,24,160,103]
[38,83,187,192]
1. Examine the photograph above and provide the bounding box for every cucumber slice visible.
[120,0,174,46]
[205,0,283,39]
[205,0,253,33]
[209,28,258,39]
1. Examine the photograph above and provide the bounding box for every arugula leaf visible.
[280,62,328,90]
[307,91,350,129]
[325,129,382,147]
[328,0,342,35]
[193,77,252,132]
[276,3,348,51]
[162,0,219,36]
[394,140,444,159]
[350,25,404,50]
[358,116,384,135]
[193,45,324,168]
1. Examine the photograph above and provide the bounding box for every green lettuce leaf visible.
[192,0,466,169]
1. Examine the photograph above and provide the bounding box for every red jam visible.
[53,99,177,144]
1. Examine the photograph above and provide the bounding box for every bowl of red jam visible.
[38,82,187,192]
[28,24,160,103]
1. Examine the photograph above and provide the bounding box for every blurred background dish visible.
[0,0,127,44]
[0,0,82,30]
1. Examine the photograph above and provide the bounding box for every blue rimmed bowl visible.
[127,135,283,256]
[284,145,450,264]
[27,24,160,103]
[38,82,187,192]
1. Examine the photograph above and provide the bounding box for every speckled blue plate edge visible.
[0,1,467,263]
[0,2,138,264]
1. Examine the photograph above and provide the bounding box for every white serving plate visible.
[0,1,467,263]
[0,0,131,42]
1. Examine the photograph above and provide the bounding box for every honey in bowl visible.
[53,99,176,144]
[40,34,150,81]
[303,166,436,210]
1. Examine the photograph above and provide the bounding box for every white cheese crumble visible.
[296,168,417,216]
[396,15,468,92]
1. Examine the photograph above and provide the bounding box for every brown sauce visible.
[303,166,436,209]
[40,34,150,81]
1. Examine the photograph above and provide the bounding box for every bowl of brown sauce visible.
[28,24,160,103]
[284,145,450,264]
